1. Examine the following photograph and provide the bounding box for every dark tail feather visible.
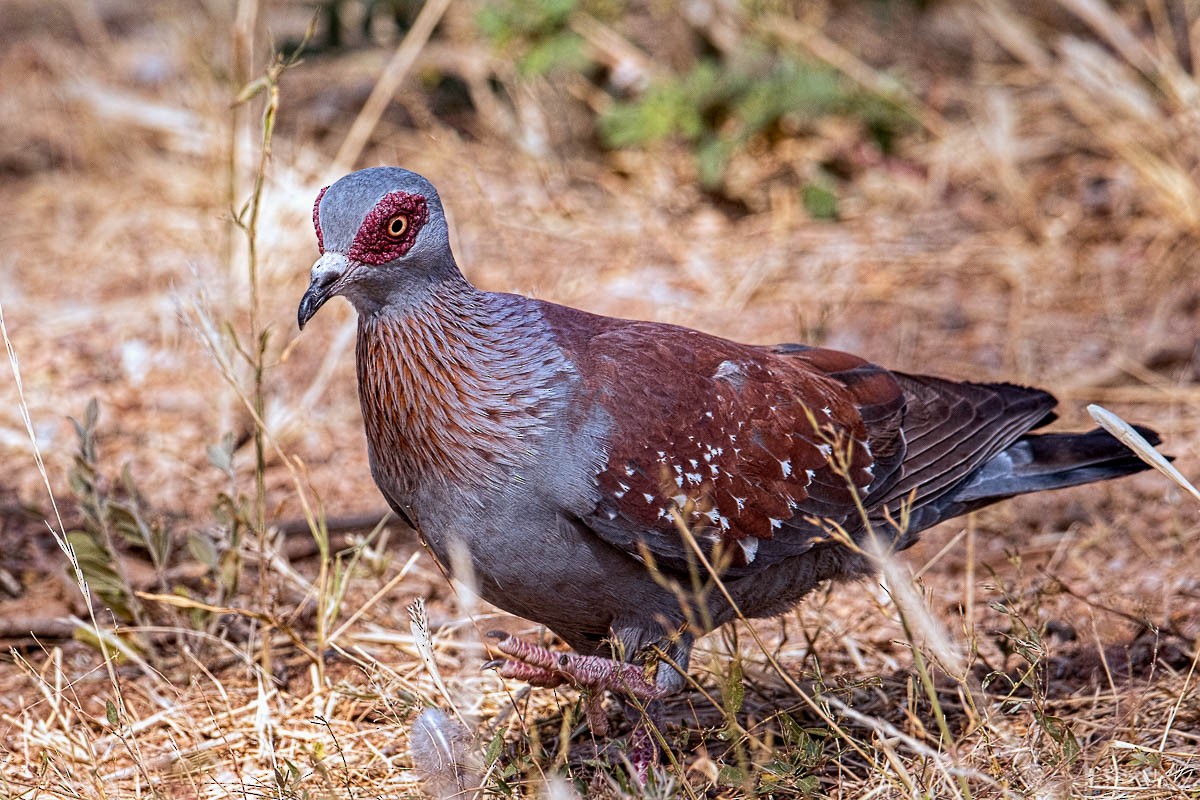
[903,426,1162,534]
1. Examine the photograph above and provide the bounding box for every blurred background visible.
[0,0,1197,796]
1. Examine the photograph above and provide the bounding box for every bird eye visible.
[385,214,409,238]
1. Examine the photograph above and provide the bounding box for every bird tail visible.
[933,425,1160,519]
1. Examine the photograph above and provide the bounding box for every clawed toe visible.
[487,635,667,702]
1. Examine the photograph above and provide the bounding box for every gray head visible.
[298,167,460,328]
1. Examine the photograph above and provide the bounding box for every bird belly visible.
[412,493,686,651]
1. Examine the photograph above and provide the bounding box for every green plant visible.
[601,53,909,193]
[65,399,174,626]
[477,0,593,76]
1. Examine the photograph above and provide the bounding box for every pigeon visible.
[298,166,1159,746]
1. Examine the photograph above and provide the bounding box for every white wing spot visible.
[817,444,833,459]
[737,536,759,563]
[643,493,655,504]
[780,459,793,478]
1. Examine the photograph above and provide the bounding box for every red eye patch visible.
[349,191,429,265]
[313,185,329,252]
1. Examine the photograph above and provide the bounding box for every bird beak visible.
[298,252,350,330]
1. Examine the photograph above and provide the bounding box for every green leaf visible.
[518,31,586,76]
[234,76,270,106]
[106,699,119,728]
[802,183,839,220]
[724,653,744,716]
[188,532,219,568]
[207,443,232,473]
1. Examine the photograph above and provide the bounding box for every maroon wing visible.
[540,302,908,575]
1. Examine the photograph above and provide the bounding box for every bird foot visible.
[487,635,669,778]
[488,635,668,702]
[492,633,672,705]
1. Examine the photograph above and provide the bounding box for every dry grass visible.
[0,0,1198,797]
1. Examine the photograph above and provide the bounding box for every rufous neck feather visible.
[356,280,567,493]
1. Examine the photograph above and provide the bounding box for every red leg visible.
[491,635,667,702]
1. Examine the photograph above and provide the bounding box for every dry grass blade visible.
[409,598,464,724]
[1087,403,1200,504]
[332,0,453,172]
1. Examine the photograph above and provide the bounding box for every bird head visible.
[298,167,456,329]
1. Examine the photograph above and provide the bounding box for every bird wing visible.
[538,302,909,576]
[871,373,1056,545]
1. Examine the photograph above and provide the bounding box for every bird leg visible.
[488,634,673,781]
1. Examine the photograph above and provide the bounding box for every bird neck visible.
[355,278,569,496]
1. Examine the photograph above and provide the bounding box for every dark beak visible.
[297,253,350,330]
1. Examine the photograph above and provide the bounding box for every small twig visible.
[332,0,453,171]
[272,511,395,538]
[1040,569,1192,643]
[0,618,80,639]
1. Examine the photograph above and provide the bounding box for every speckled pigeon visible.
[298,166,1159,747]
